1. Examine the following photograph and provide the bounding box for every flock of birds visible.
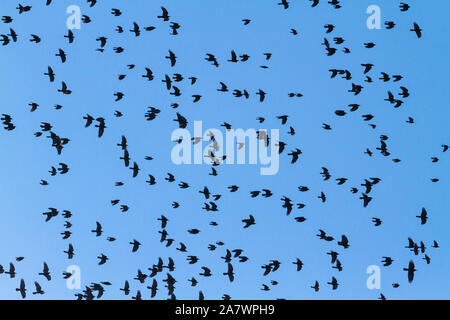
[0,1,446,300]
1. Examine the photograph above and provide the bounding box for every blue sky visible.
[0,0,448,300]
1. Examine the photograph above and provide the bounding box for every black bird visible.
[360,193,372,207]
[91,222,102,237]
[361,63,373,74]
[278,0,289,9]
[130,239,141,252]
[327,251,339,264]
[403,261,416,283]
[148,279,158,298]
[97,254,108,265]
[293,258,303,271]
[324,24,334,33]
[158,7,170,21]
[242,215,255,228]
[0,34,10,46]
[223,263,234,282]
[16,279,26,299]
[121,149,130,167]
[44,66,55,82]
[327,277,338,290]
[385,21,395,29]
[372,217,382,226]
[381,257,394,267]
[39,263,51,281]
[130,162,140,177]
[174,113,187,128]
[64,244,74,259]
[95,118,106,137]
[43,208,58,222]
[120,281,130,295]
[130,22,141,37]
[17,4,32,14]
[2,16,13,23]
[400,3,410,11]
[83,114,94,128]
[281,196,293,215]
[410,23,422,38]
[337,235,349,249]
[416,208,428,225]
[56,49,66,63]
[33,282,44,295]
[111,8,122,16]
[318,192,326,203]
[117,135,127,150]
[166,50,177,67]
[58,81,72,95]
[170,22,180,35]
[142,68,153,81]
[5,263,16,278]
[29,34,41,43]
[288,148,302,163]
[146,174,156,185]
[64,30,74,43]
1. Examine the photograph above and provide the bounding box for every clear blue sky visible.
[0,0,448,300]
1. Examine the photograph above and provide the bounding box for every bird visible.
[278,0,289,9]
[372,217,382,226]
[16,279,26,299]
[403,261,416,283]
[39,263,51,281]
[56,49,66,63]
[241,215,255,228]
[158,7,170,21]
[337,235,349,249]
[311,281,319,292]
[130,240,141,252]
[130,162,140,177]
[416,208,428,225]
[223,263,234,282]
[288,148,302,163]
[381,257,394,267]
[97,254,109,265]
[400,3,410,12]
[33,282,44,295]
[58,81,72,95]
[95,118,106,137]
[174,113,187,128]
[64,244,74,259]
[410,23,422,38]
[119,281,130,296]
[166,50,177,67]
[327,277,339,290]
[64,30,74,43]
[44,66,55,82]
[91,222,103,237]
[293,259,303,271]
